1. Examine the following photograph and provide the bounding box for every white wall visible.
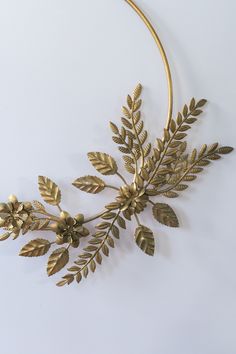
[0,1,235,353]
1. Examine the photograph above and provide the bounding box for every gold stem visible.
[116,172,128,185]
[106,185,119,191]
[125,0,173,129]
[83,210,108,224]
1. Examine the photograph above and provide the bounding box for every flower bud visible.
[8,194,18,204]
[75,213,84,224]
[50,222,59,233]
[60,211,70,220]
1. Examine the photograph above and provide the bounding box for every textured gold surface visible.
[0,1,233,286]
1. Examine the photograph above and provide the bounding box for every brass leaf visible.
[38,176,61,206]
[20,239,51,257]
[47,248,69,276]
[0,232,10,241]
[153,203,179,228]
[73,176,105,194]
[87,152,118,175]
[135,225,155,256]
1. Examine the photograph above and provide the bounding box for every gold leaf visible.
[83,266,89,278]
[218,146,233,154]
[183,175,197,181]
[199,144,207,158]
[191,109,202,116]
[38,176,61,206]
[47,248,69,276]
[105,202,120,211]
[102,244,109,256]
[117,216,126,229]
[32,200,45,211]
[125,163,135,174]
[196,99,207,108]
[88,152,118,175]
[20,239,51,257]
[95,252,102,265]
[90,260,96,273]
[153,203,179,228]
[121,117,132,129]
[0,232,10,241]
[73,176,105,194]
[189,97,196,111]
[96,222,111,230]
[122,106,131,119]
[112,136,123,144]
[174,133,187,140]
[135,225,155,256]
[177,112,182,125]
[185,117,197,124]
[107,236,115,248]
[76,273,82,284]
[111,225,120,239]
[127,95,133,109]
[163,191,179,198]
[110,122,119,134]
[56,279,68,287]
[133,83,142,100]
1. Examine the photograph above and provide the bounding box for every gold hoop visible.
[125,0,173,129]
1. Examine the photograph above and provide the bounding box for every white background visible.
[0,1,235,353]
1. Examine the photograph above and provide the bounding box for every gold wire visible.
[125,0,173,129]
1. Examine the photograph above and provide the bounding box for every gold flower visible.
[50,211,89,248]
[0,195,33,239]
[116,184,149,218]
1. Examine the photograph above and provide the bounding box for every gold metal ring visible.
[125,0,173,129]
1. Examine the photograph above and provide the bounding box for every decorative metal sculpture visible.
[0,0,233,286]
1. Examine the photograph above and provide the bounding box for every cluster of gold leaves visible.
[0,84,233,286]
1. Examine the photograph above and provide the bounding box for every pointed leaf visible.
[38,176,61,206]
[87,152,118,175]
[153,203,179,228]
[47,248,69,276]
[135,225,155,256]
[20,238,51,257]
[73,175,105,194]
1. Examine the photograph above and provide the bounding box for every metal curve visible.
[125,0,173,129]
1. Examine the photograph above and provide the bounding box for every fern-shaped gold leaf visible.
[19,239,51,257]
[73,176,105,194]
[153,203,179,228]
[47,248,69,276]
[38,176,61,206]
[87,152,118,175]
[135,225,155,256]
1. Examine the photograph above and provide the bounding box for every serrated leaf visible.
[196,99,207,108]
[88,152,118,175]
[163,191,179,198]
[38,176,61,206]
[218,146,233,154]
[47,248,69,276]
[0,232,10,241]
[133,84,142,100]
[73,176,105,194]
[20,238,51,257]
[153,203,179,228]
[32,200,46,211]
[110,122,119,134]
[135,225,155,256]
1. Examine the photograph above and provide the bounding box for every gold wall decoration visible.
[0,0,233,286]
